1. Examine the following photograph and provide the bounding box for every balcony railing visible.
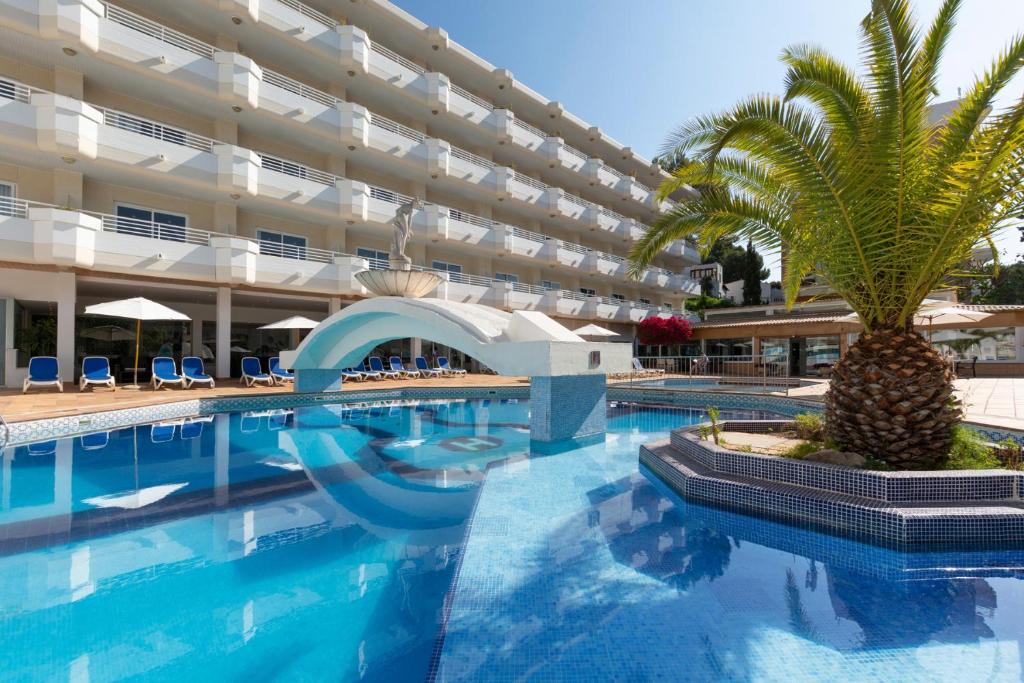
[101,2,215,60]
[370,42,425,75]
[509,226,547,243]
[513,171,548,192]
[563,144,589,163]
[277,0,337,30]
[263,68,337,108]
[451,146,495,170]
[448,208,497,229]
[369,186,414,205]
[512,282,549,295]
[513,118,547,139]
[0,78,38,104]
[258,153,337,186]
[90,211,219,246]
[369,113,425,142]
[257,239,337,263]
[557,240,589,255]
[100,107,216,153]
[450,83,493,111]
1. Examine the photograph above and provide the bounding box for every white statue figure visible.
[390,198,422,269]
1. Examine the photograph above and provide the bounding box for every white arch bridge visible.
[280,297,631,441]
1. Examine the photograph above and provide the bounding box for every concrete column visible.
[216,287,231,378]
[214,202,237,235]
[329,298,342,315]
[53,66,84,99]
[529,374,606,442]
[411,338,422,359]
[55,271,75,381]
[52,169,82,209]
[214,119,238,145]
[190,319,203,358]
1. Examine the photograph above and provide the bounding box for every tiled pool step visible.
[641,437,1024,549]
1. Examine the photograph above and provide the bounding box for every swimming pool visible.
[630,378,801,393]
[2,398,1022,681]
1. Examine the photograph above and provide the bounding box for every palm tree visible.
[629,0,1024,469]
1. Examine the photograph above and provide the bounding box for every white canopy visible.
[838,299,992,328]
[572,323,619,337]
[80,324,135,341]
[84,297,190,321]
[259,315,320,330]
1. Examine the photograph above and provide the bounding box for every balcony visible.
[72,0,668,217]
[0,0,695,253]
[0,78,702,293]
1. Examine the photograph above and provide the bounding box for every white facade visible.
[0,0,707,384]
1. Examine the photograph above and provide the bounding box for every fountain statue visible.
[389,198,421,270]
[355,199,443,297]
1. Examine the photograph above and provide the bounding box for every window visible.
[257,229,307,260]
[707,337,754,358]
[541,280,561,291]
[115,204,187,242]
[0,181,15,217]
[432,260,462,274]
[611,293,625,301]
[494,272,519,283]
[662,302,673,311]
[933,327,1017,361]
[579,287,596,296]
[639,298,651,306]
[357,248,389,269]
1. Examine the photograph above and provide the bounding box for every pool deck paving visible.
[3,374,1024,434]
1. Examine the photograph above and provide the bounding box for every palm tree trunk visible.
[825,327,960,469]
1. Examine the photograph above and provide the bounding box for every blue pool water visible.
[2,398,1023,681]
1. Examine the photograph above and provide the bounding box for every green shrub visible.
[793,413,824,441]
[945,427,1000,470]
[783,442,823,460]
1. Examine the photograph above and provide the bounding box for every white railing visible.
[450,146,495,170]
[102,2,215,60]
[92,212,216,246]
[512,282,548,295]
[513,118,547,139]
[277,0,337,30]
[0,77,37,104]
[559,290,588,302]
[448,271,494,287]
[509,226,546,243]
[370,42,425,75]
[564,193,589,210]
[598,252,626,264]
[0,196,30,218]
[258,153,337,186]
[99,107,216,153]
[450,83,493,111]
[557,240,589,255]
[448,208,496,229]
[604,165,625,180]
[369,186,414,205]
[369,113,425,142]
[262,68,337,108]
[563,144,588,163]
[601,207,627,222]
[513,171,548,192]
[258,239,336,263]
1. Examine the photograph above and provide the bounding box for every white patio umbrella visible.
[573,323,619,338]
[259,315,320,330]
[80,324,135,342]
[83,297,190,389]
[838,300,992,332]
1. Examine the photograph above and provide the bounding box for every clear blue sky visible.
[393,0,1024,276]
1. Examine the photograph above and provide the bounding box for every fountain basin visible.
[356,269,443,298]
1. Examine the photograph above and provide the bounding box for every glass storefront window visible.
[760,337,788,360]
[706,337,753,358]
[932,327,1017,361]
[806,336,840,370]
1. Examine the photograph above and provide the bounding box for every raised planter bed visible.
[641,419,1024,549]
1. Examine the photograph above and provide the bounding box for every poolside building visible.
[0,0,712,386]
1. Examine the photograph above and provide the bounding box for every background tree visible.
[629,0,1024,469]
[742,239,766,304]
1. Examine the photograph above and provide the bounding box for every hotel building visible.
[0,0,713,385]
